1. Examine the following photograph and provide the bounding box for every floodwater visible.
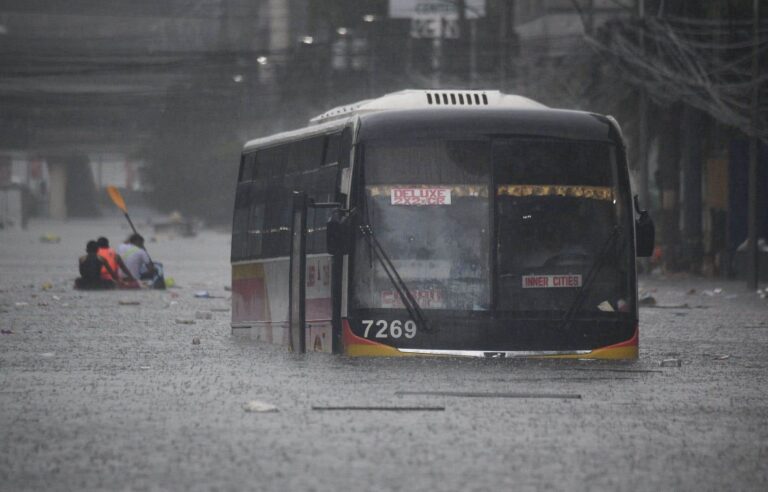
[1,218,767,491]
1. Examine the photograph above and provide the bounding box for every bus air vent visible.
[426,91,489,106]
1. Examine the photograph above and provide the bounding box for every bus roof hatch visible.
[308,89,547,125]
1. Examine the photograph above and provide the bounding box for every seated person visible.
[116,233,165,289]
[96,237,138,287]
[75,240,118,290]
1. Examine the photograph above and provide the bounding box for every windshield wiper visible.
[358,224,433,334]
[559,225,622,330]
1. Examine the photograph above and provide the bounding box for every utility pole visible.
[638,0,649,212]
[498,0,508,90]
[747,0,761,289]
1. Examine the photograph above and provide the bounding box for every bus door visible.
[289,191,342,354]
[289,192,308,353]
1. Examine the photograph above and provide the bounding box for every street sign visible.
[390,0,486,20]
[410,17,460,39]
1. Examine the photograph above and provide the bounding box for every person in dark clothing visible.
[75,240,118,290]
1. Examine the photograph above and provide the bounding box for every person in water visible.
[96,236,135,284]
[117,233,155,281]
[75,240,118,289]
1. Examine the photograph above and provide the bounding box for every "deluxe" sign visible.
[391,187,452,205]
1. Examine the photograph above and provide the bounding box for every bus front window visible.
[352,139,491,311]
[494,138,633,315]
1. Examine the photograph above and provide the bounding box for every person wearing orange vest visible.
[96,237,135,284]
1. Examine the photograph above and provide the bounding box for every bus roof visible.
[242,90,620,152]
[356,107,619,143]
[308,89,547,125]
[243,118,346,152]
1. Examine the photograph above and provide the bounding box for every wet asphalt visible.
[1,218,767,491]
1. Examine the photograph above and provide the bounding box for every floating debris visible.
[660,358,682,367]
[14,302,28,307]
[1,329,14,335]
[119,300,140,306]
[41,282,53,291]
[702,288,724,297]
[39,234,61,243]
[713,354,730,360]
[194,291,211,298]
[638,295,657,307]
[597,301,615,312]
[687,288,696,295]
[646,303,691,309]
[312,406,444,412]
[395,391,581,399]
[192,337,201,345]
[243,400,278,413]
[175,319,195,325]
[39,352,55,358]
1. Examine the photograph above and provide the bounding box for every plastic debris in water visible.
[713,354,730,360]
[175,319,195,325]
[194,291,211,298]
[41,282,53,291]
[597,301,614,312]
[243,400,278,413]
[14,302,28,307]
[192,337,201,345]
[39,234,61,243]
[1,329,14,335]
[119,300,140,306]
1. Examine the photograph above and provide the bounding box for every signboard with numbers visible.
[410,17,460,39]
[389,0,486,20]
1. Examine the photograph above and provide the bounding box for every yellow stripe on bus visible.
[367,184,489,198]
[497,184,613,201]
[232,263,265,280]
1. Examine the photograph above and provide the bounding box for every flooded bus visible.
[231,90,654,358]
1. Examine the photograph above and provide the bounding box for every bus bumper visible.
[342,320,638,360]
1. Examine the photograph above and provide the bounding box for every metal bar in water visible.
[395,391,581,399]
[311,406,445,411]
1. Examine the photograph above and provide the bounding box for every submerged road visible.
[1,218,767,491]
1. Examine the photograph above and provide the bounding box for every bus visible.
[231,90,654,358]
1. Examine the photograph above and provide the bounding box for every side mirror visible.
[327,208,354,256]
[634,195,655,257]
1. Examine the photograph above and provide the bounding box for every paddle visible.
[106,186,154,264]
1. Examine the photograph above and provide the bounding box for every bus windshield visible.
[351,137,633,316]
[352,139,491,311]
[494,138,632,315]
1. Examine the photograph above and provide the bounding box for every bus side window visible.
[323,133,341,166]
[305,165,338,254]
[231,184,251,261]
[338,127,352,169]
[239,152,257,182]
[260,145,284,178]
[247,182,265,259]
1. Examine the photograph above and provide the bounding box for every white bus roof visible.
[309,89,547,125]
[243,89,548,152]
